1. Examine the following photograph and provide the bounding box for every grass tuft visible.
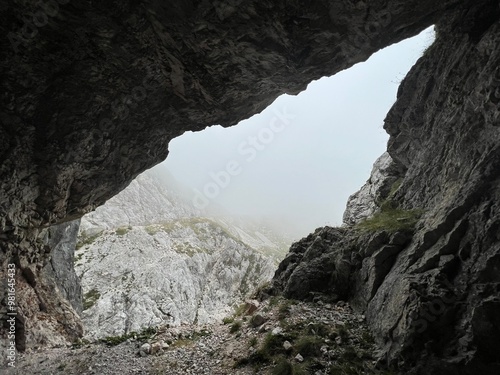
[356,207,422,233]
[272,359,294,375]
[115,226,131,236]
[99,326,156,346]
[294,335,322,357]
[230,321,242,333]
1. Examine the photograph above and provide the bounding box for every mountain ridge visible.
[75,166,288,340]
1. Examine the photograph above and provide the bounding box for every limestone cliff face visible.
[78,170,199,237]
[272,4,500,374]
[342,152,405,226]
[0,221,82,353]
[77,223,275,340]
[1,1,500,373]
[75,167,282,340]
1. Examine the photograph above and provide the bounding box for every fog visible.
[160,28,435,238]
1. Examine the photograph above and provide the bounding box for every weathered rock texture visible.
[1,0,462,352]
[1,0,500,373]
[78,222,276,340]
[272,3,500,374]
[42,220,83,315]
[0,221,83,354]
[75,167,282,340]
[343,152,405,226]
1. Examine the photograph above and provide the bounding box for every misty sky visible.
[161,28,435,237]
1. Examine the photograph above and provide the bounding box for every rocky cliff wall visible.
[75,167,281,340]
[0,221,82,354]
[342,152,405,226]
[1,0,462,350]
[41,220,82,315]
[77,221,275,340]
[1,1,499,372]
[1,0,458,231]
[272,3,500,374]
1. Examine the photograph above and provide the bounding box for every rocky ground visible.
[4,295,393,375]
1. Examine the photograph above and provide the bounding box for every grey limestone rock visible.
[75,167,279,340]
[273,4,500,373]
[342,152,405,226]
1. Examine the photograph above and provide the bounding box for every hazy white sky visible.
[162,28,435,236]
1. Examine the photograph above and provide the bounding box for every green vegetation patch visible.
[356,177,423,233]
[233,303,389,374]
[230,320,243,333]
[115,226,132,236]
[99,326,156,346]
[248,336,258,348]
[272,358,308,375]
[278,299,297,319]
[83,288,101,310]
[387,178,403,198]
[294,335,322,357]
[74,252,84,264]
[356,207,423,233]
[76,232,102,249]
[168,330,211,348]
[145,225,161,236]
[234,303,248,317]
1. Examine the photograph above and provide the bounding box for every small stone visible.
[150,342,162,354]
[244,300,260,315]
[140,343,151,354]
[295,353,304,362]
[283,341,293,351]
[250,314,267,328]
[258,324,270,333]
[272,327,283,335]
[161,341,170,349]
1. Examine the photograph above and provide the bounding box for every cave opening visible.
[73,28,435,342]
[163,27,436,235]
[4,0,500,371]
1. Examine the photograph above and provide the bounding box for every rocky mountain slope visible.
[75,166,287,340]
[5,296,382,375]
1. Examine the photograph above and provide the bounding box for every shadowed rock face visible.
[1,0,460,230]
[1,0,499,372]
[272,2,500,373]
